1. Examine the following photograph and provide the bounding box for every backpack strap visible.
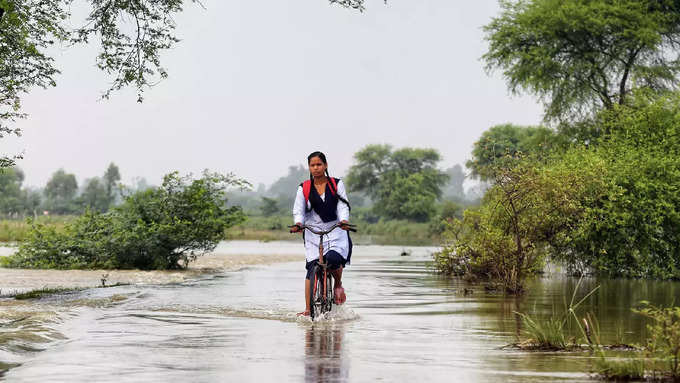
[301,180,312,204]
[301,177,350,211]
[328,177,338,196]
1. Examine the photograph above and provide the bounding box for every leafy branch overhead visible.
[484,0,680,122]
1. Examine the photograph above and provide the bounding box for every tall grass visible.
[514,278,600,350]
[0,217,73,243]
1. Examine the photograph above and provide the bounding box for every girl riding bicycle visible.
[291,151,352,317]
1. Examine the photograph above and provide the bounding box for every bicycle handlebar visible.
[289,222,357,234]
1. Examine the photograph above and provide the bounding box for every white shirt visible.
[293,179,351,263]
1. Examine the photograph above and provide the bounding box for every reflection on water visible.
[304,323,348,383]
[0,242,679,382]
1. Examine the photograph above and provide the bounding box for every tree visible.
[346,145,448,222]
[466,124,559,180]
[268,165,308,198]
[260,196,281,216]
[79,177,109,212]
[0,167,25,214]
[484,0,680,122]
[44,169,78,214]
[103,162,121,207]
[4,171,248,270]
[0,1,375,168]
[442,164,466,201]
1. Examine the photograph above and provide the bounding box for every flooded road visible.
[1,241,678,382]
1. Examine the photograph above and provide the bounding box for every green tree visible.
[79,177,109,212]
[0,1,373,168]
[103,162,121,208]
[0,167,25,214]
[268,165,308,198]
[4,171,249,270]
[44,169,78,214]
[260,196,281,216]
[346,145,448,222]
[467,124,559,180]
[484,0,680,122]
[442,164,466,201]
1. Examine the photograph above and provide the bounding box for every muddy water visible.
[1,241,679,382]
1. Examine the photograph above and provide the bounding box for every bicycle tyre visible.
[325,272,334,313]
[309,265,321,320]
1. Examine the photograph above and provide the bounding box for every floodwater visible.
[1,241,679,382]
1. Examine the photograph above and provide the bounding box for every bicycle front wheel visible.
[309,265,323,320]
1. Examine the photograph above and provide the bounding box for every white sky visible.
[5,0,543,189]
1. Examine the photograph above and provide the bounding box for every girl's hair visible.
[306,151,351,211]
[307,151,330,182]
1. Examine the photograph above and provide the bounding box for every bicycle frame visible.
[290,222,356,319]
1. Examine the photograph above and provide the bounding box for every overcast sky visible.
[6,0,543,189]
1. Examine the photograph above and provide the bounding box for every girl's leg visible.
[298,278,311,316]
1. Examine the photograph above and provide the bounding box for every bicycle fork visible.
[319,235,326,299]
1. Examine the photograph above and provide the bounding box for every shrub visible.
[1,171,247,270]
[434,157,607,293]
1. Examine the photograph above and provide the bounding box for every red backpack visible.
[302,177,338,204]
[301,177,350,210]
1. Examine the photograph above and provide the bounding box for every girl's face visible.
[309,156,327,178]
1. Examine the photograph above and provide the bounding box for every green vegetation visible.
[592,303,680,381]
[593,354,646,381]
[484,0,680,122]
[512,280,601,349]
[346,144,449,222]
[436,0,680,291]
[0,216,72,242]
[466,124,561,180]
[0,163,126,218]
[13,287,82,300]
[1,172,247,270]
[226,213,437,246]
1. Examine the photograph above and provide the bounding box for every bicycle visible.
[289,222,357,320]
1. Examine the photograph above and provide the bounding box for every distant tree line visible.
[227,147,473,228]
[0,163,153,217]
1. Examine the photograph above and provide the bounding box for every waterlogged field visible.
[0,241,678,382]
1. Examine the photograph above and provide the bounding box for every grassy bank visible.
[2,214,440,247]
[226,215,439,246]
[0,216,74,243]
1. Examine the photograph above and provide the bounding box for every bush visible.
[635,303,680,379]
[434,158,607,293]
[1,172,247,270]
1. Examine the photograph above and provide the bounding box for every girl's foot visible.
[297,310,310,316]
[334,287,346,305]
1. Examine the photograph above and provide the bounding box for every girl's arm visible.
[336,180,350,222]
[293,185,306,226]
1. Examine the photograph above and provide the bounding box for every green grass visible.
[512,278,601,350]
[228,214,439,245]
[3,214,439,246]
[593,352,646,381]
[11,287,83,300]
[0,216,74,243]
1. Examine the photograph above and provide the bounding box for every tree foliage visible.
[466,124,560,180]
[434,156,607,293]
[346,144,448,222]
[554,92,680,278]
[2,171,248,270]
[44,168,78,214]
[439,92,680,285]
[484,0,680,122]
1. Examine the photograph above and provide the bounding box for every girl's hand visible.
[290,223,302,233]
[340,220,350,231]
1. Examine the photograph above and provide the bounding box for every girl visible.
[291,151,352,316]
